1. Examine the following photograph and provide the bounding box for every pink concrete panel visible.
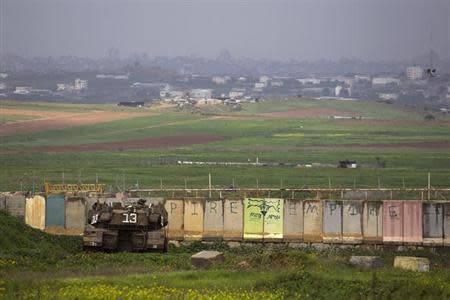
[402,201,423,244]
[382,201,403,244]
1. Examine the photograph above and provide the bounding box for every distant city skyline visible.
[1,0,449,62]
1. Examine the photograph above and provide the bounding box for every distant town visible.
[1,53,449,113]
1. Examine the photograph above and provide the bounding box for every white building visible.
[56,83,72,91]
[0,82,6,90]
[254,82,265,89]
[0,73,7,79]
[335,85,343,97]
[14,86,31,94]
[378,93,399,100]
[229,88,245,99]
[74,79,88,90]
[271,80,284,87]
[354,75,371,83]
[190,89,212,99]
[406,66,423,81]
[259,75,271,85]
[238,77,247,82]
[372,77,400,86]
[212,76,227,85]
[297,78,322,85]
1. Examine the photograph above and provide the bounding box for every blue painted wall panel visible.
[45,194,65,227]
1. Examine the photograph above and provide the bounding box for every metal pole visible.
[160,177,163,191]
[62,172,65,184]
[208,173,212,198]
[428,172,431,200]
[122,171,125,191]
[232,178,235,189]
[96,173,98,184]
[378,177,381,189]
[32,171,35,195]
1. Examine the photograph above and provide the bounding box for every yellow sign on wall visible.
[44,183,105,194]
[244,198,283,239]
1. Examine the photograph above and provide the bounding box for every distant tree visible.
[424,114,435,121]
[339,88,350,98]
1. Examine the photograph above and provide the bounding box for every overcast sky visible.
[1,0,449,62]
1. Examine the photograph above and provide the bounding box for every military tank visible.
[83,199,168,252]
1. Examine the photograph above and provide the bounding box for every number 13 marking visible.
[123,213,137,223]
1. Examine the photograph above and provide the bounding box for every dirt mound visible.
[0,110,153,136]
[261,108,357,118]
[28,135,224,153]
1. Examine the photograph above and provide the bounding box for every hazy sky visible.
[1,0,449,61]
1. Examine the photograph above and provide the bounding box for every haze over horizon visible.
[1,0,449,62]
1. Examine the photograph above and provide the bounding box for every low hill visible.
[0,210,82,258]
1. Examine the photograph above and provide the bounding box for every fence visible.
[3,170,450,195]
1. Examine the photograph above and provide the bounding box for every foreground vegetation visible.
[2,211,450,299]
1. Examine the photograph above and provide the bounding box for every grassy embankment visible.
[1,210,450,299]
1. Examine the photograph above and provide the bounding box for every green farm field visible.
[1,98,450,192]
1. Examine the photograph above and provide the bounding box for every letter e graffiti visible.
[209,201,217,214]
[230,201,237,214]
[170,202,177,214]
[389,206,398,218]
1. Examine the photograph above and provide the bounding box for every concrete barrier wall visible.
[363,201,383,243]
[283,199,303,242]
[303,200,322,242]
[25,196,45,230]
[243,198,264,240]
[223,199,243,241]
[423,203,444,245]
[65,197,86,233]
[184,198,204,240]
[5,194,26,221]
[45,194,65,228]
[444,203,450,246]
[263,198,283,240]
[0,194,6,210]
[403,201,423,245]
[14,193,450,246]
[323,201,342,243]
[203,199,223,240]
[342,201,363,244]
[165,199,184,240]
[383,201,403,244]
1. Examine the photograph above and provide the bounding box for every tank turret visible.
[83,199,168,252]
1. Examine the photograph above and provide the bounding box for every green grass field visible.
[2,210,450,299]
[1,98,450,192]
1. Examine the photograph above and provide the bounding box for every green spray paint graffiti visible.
[244,198,283,239]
